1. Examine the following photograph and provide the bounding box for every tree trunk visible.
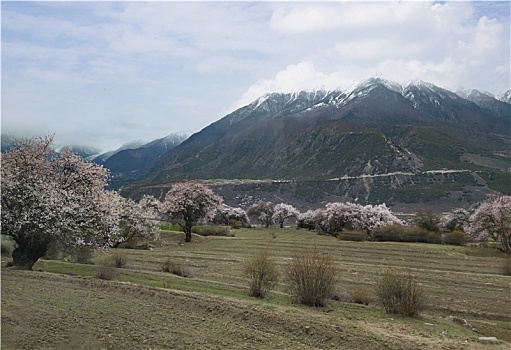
[280,222,284,228]
[185,226,192,243]
[11,240,49,270]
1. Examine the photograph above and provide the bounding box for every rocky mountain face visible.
[123,78,509,212]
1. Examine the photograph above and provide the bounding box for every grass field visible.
[2,227,510,349]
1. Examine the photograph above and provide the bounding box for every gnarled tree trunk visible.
[11,239,49,270]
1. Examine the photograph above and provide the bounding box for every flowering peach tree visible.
[297,209,321,230]
[316,202,402,235]
[112,194,161,248]
[466,194,511,254]
[160,181,223,242]
[216,204,250,227]
[1,137,122,269]
[247,202,274,228]
[272,203,299,228]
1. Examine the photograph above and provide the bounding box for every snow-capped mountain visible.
[500,90,511,104]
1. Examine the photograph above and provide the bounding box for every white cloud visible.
[2,1,509,151]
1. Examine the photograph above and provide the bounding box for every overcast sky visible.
[2,1,510,152]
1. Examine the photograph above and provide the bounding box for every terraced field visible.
[2,228,510,349]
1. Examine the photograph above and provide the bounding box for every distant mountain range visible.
[121,78,510,211]
[2,78,509,212]
[0,133,187,188]
[97,133,187,188]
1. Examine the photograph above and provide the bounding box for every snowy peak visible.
[355,77,403,94]
[500,90,511,104]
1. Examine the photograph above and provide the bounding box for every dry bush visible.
[96,264,117,280]
[338,230,367,242]
[101,252,128,268]
[161,258,194,278]
[349,286,374,305]
[1,240,13,257]
[44,241,65,260]
[501,255,511,276]
[444,230,467,246]
[192,226,234,237]
[71,245,96,264]
[373,225,431,243]
[162,279,172,288]
[375,268,426,317]
[243,249,280,299]
[284,247,337,307]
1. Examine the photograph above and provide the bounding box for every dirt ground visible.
[2,229,510,349]
[1,269,508,350]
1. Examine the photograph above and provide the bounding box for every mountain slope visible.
[146,79,509,180]
[125,79,510,209]
[104,133,187,188]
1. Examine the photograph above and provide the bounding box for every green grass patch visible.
[159,224,182,232]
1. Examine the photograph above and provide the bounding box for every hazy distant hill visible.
[102,133,187,188]
[1,134,101,160]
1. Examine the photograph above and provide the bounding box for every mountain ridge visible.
[121,78,509,211]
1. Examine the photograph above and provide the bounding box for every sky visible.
[2,1,510,152]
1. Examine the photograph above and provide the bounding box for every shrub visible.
[501,255,511,276]
[427,231,442,244]
[191,226,234,237]
[1,239,13,257]
[373,225,430,243]
[338,230,368,242]
[161,258,194,278]
[349,286,374,305]
[413,210,440,232]
[101,252,128,268]
[444,230,466,246]
[96,264,117,280]
[230,220,242,229]
[70,245,96,264]
[375,268,426,317]
[44,241,65,260]
[243,249,280,299]
[284,248,337,307]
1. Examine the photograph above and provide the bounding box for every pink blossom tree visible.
[321,202,363,233]
[1,136,115,270]
[216,204,250,227]
[247,202,274,228]
[160,181,223,242]
[112,194,161,248]
[297,209,321,230]
[316,202,402,235]
[272,203,299,228]
[360,204,404,234]
[466,194,511,254]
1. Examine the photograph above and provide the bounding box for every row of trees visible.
[2,137,510,270]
